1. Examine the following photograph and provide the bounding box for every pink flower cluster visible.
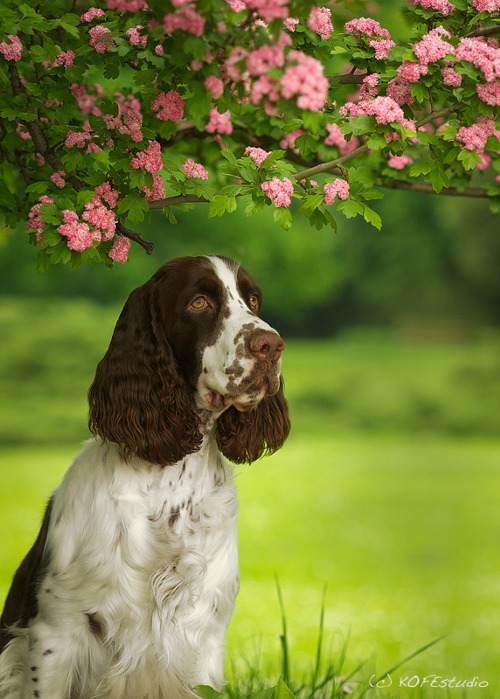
[109,237,131,264]
[245,0,290,22]
[105,0,146,10]
[89,25,115,53]
[151,91,185,121]
[323,179,350,204]
[324,123,360,154]
[280,129,304,150]
[204,76,224,99]
[441,65,462,87]
[0,34,23,61]
[386,76,414,106]
[206,108,233,135]
[80,8,105,23]
[455,37,500,106]
[131,141,163,173]
[340,95,416,131]
[50,171,66,188]
[344,18,395,61]
[456,116,496,154]
[280,50,329,111]
[261,177,294,207]
[58,211,93,252]
[472,0,500,10]
[103,94,143,142]
[126,25,147,47]
[163,5,205,37]
[54,51,75,68]
[182,158,209,180]
[413,27,454,63]
[387,153,413,169]
[307,6,334,41]
[65,121,95,150]
[412,0,455,15]
[27,195,54,241]
[244,146,271,166]
[130,141,165,202]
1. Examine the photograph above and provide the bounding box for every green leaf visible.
[26,181,50,195]
[208,194,236,218]
[273,677,296,698]
[429,167,450,193]
[409,162,432,178]
[366,133,387,151]
[457,149,480,171]
[337,198,364,219]
[361,203,382,230]
[273,207,293,231]
[194,685,221,698]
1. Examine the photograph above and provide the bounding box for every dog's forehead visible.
[207,256,243,300]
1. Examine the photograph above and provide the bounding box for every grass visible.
[1,298,500,697]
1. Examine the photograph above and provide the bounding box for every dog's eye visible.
[190,296,208,311]
[248,294,260,312]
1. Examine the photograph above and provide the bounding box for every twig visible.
[466,25,500,38]
[116,223,155,254]
[383,180,489,198]
[149,193,209,209]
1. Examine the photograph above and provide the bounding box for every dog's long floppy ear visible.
[215,380,290,464]
[88,280,202,466]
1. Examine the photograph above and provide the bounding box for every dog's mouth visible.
[203,374,279,413]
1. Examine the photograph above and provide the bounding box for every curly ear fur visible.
[88,280,202,466]
[215,380,290,464]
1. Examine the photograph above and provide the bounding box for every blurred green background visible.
[1,187,499,696]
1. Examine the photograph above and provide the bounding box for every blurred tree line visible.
[1,190,499,337]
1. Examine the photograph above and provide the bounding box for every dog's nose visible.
[249,331,285,362]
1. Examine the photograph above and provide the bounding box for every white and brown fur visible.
[0,255,290,699]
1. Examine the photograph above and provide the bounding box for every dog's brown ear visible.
[88,281,203,465]
[216,380,290,464]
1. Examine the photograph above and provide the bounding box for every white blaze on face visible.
[196,256,282,412]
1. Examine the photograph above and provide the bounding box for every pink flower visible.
[476,81,500,105]
[246,38,288,77]
[65,123,94,148]
[155,44,164,56]
[204,76,224,99]
[104,0,146,9]
[58,212,94,252]
[245,0,290,22]
[455,37,500,83]
[130,141,163,173]
[80,7,106,22]
[143,173,166,202]
[413,28,454,64]
[386,77,414,106]
[280,129,304,149]
[226,0,246,10]
[50,171,66,188]
[151,91,185,121]
[163,7,205,37]
[324,124,360,154]
[284,17,299,32]
[441,65,463,87]
[54,51,75,68]
[0,34,23,61]
[307,6,334,40]
[412,0,455,15]
[472,0,500,9]
[456,116,496,153]
[109,236,131,264]
[359,73,380,98]
[397,60,427,82]
[345,17,391,40]
[103,94,143,142]
[126,25,147,47]
[340,95,416,131]
[82,198,117,241]
[27,195,54,240]
[261,177,294,207]
[369,38,395,60]
[16,123,31,141]
[244,146,272,166]
[280,50,329,111]
[182,158,209,180]
[206,108,233,135]
[323,179,350,204]
[88,26,115,53]
[95,182,119,209]
[387,153,413,169]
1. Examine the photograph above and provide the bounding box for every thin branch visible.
[149,193,209,209]
[293,144,370,180]
[330,72,367,85]
[466,25,500,38]
[116,223,154,254]
[382,180,490,198]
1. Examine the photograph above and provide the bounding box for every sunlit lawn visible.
[1,299,500,696]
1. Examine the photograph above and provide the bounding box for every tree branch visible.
[466,25,500,38]
[382,180,490,198]
[116,223,155,254]
[149,193,210,209]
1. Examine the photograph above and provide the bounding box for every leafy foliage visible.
[0,0,499,268]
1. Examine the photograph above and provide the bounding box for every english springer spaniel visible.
[0,255,290,699]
